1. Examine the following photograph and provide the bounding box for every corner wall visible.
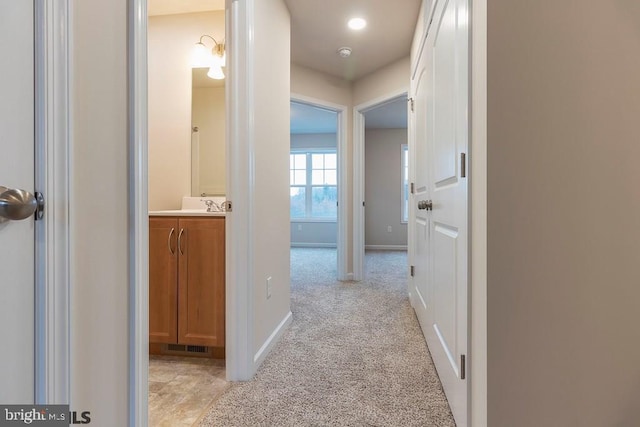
[252,0,292,362]
[487,2,640,426]
[71,0,128,424]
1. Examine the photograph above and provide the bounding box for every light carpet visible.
[199,248,456,427]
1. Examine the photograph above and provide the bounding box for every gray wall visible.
[365,128,408,248]
[72,0,129,423]
[290,133,337,246]
[487,2,640,426]
[252,0,292,358]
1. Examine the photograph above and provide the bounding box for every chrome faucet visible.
[202,199,221,212]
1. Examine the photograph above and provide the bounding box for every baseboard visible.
[253,311,293,367]
[365,245,408,251]
[290,242,337,248]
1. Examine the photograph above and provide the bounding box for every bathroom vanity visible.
[148,210,225,355]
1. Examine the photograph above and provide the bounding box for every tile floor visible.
[148,356,228,427]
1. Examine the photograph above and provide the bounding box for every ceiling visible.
[290,102,337,134]
[363,96,408,129]
[284,0,421,81]
[149,0,421,81]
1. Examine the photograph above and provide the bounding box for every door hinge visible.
[409,98,415,112]
[460,152,466,178]
[410,182,415,194]
[461,354,466,380]
[223,200,232,212]
[410,265,415,277]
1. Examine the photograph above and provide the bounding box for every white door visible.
[410,0,469,424]
[0,1,36,403]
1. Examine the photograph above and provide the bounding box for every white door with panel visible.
[409,0,469,425]
[0,2,36,403]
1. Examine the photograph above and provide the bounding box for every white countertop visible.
[149,209,226,217]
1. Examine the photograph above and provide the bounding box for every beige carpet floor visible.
[199,248,456,426]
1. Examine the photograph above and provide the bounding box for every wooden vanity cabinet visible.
[149,216,225,347]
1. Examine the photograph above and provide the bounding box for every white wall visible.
[353,56,410,106]
[252,0,292,361]
[487,2,640,426]
[291,63,352,107]
[364,129,408,248]
[71,0,128,425]
[192,86,225,195]
[148,11,225,210]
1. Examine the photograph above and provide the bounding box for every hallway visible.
[198,248,455,426]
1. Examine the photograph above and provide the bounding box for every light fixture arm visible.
[198,34,223,48]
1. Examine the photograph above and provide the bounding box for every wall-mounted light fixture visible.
[192,34,226,80]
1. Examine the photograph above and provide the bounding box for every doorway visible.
[290,95,349,281]
[353,91,408,280]
[146,4,228,425]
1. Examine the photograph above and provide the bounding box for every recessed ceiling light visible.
[348,17,367,30]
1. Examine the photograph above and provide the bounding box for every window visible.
[290,151,337,219]
[401,144,409,223]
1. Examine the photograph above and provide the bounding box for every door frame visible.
[34,0,71,404]
[126,0,487,426]
[128,1,258,423]
[129,0,149,424]
[352,89,408,281]
[470,0,488,425]
[290,93,349,280]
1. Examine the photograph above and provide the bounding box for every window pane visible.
[312,153,324,169]
[311,170,324,185]
[325,169,337,185]
[290,187,306,218]
[311,186,337,218]
[290,154,294,168]
[290,170,294,184]
[324,153,337,169]
[294,154,306,169]
[294,170,306,185]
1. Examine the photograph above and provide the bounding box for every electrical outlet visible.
[387,226,392,233]
[266,276,272,299]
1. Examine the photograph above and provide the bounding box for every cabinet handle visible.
[178,228,185,255]
[168,228,175,255]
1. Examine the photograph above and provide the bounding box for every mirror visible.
[191,67,226,196]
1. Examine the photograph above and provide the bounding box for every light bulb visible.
[207,65,225,80]
[192,42,213,68]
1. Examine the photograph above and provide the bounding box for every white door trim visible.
[290,93,349,281]
[128,0,149,425]
[352,89,408,281]
[34,0,71,405]
[225,0,256,380]
[470,0,487,425]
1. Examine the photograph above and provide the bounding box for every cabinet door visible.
[149,217,178,343]
[178,218,225,346]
